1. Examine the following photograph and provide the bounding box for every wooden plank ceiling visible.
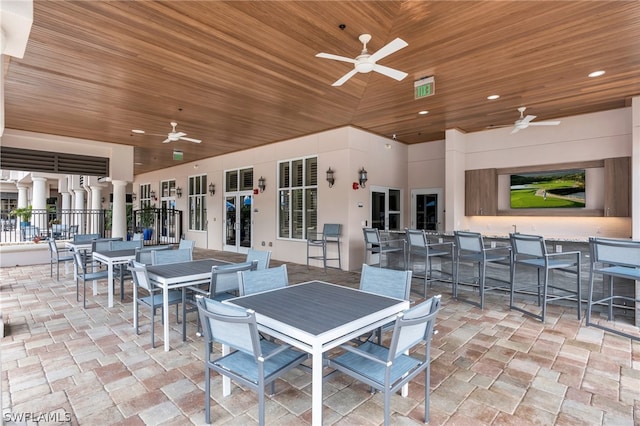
[4,1,640,175]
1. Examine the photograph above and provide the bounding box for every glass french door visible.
[370,186,402,231]
[160,180,177,242]
[410,188,443,232]
[223,192,253,253]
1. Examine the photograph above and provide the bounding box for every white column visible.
[16,184,29,208]
[444,129,468,233]
[90,185,103,234]
[31,176,48,231]
[74,187,85,233]
[111,180,127,239]
[59,177,71,226]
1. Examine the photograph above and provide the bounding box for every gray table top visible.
[230,281,405,336]
[146,258,228,279]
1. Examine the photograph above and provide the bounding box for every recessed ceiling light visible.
[487,94,500,100]
[132,129,145,134]
[134,162,143,165]
[418,110,429,115]
[588,70,605,78]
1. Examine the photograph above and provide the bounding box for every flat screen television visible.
[510,169,585,209]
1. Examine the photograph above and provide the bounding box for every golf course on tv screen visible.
[510,169,586,209]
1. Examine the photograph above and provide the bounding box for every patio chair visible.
[453,230,512,309]
[509,233,581,322]
[178,239,195,250]
[152,247,192,265]
[328,295,441,426]
[586,237,640,340]
[359,264,412,344]
[73,233,100,243]
[132,232,144,241]
[405,229,454,297]
[65,225,79,239]
[21,226,40,241]
[110,239,144,300]
[246,248,271,270]
[238,265,288,296]
[135,246,171,265]
[186,260,259,337]
[306,223,342,272]
[363,228,405,269]
[47,237,73,280]
[128,260,183,348]
[197,297,307,425]
[71,248,109,308]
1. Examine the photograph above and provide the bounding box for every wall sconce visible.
[131,192,137,201]
[101,197,105,203]
[326,167,335,188]
[150,190,157,201]
[358,167,368,188]
[208,183,216,196]
[176,187,182,198]
[258,176,266,193]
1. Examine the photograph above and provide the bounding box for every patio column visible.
[16,183,28,208]
[31,176,48,231]
[73,187,85,233]
[59,177,71,226]
[111,180,127,239]
[90,185,103,234]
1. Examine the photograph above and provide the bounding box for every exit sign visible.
[414,76,435,99]
[173,150,183,161]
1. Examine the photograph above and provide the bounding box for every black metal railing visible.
[0,209,110,243]
[132,208,183,246]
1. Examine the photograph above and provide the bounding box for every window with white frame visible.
[140,183,153,209]
[278,156,317,240]
[189,175,207,231]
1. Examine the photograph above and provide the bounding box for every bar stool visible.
[307,224,341,271]
[586,237,640,340]
[405,229,454,297]
[453,230,512,309]
[509,233,581,322]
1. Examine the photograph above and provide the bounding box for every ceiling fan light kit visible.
[316,34,408,86]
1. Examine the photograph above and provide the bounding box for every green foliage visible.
[10,205,32,222]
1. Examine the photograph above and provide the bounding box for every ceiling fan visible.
[315,34,408,86]
[131,122,201,143]
[510,106,561,134]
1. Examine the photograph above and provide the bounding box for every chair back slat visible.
[390,295,441,359]
[246,249,272,270]
[128,260,153,292]
[511,233,546,257]
[454,231,483,253]
[199,298,258,356]
[71,249,86,274]
[135,246,171,265]
[178,239,195,250]
[239,265,288,296]
[406,229,428,249]
[92,239,113,253]
[111,240,144,251]
[211,261,258,294]
[152,248,193,265]
[73,233,100,243]
[48,238,59,255]
[359,264,412,301]
[323,224,341,238]
[590,237,640,268]
[363,228,382,245]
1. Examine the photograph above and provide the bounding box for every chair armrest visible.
[428,241,454,251]
[484,245,511,253]
[337,343,388,366]
[546,251,581,261]
[261,343,295,361]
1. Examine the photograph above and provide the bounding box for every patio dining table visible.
[227,280,410,426]
[145,258,230,351]
[92,249,138,308]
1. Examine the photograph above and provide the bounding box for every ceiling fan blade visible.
[316,53,357,64]
[372,64,408,81]
[162,138,171,143]
[332,69,359,86]
[173,132,187,138]
[520,115,537,124]
[510,127,521,134]
[368,38,408,62]
[528,120,561,126]
[179,137,202,143]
